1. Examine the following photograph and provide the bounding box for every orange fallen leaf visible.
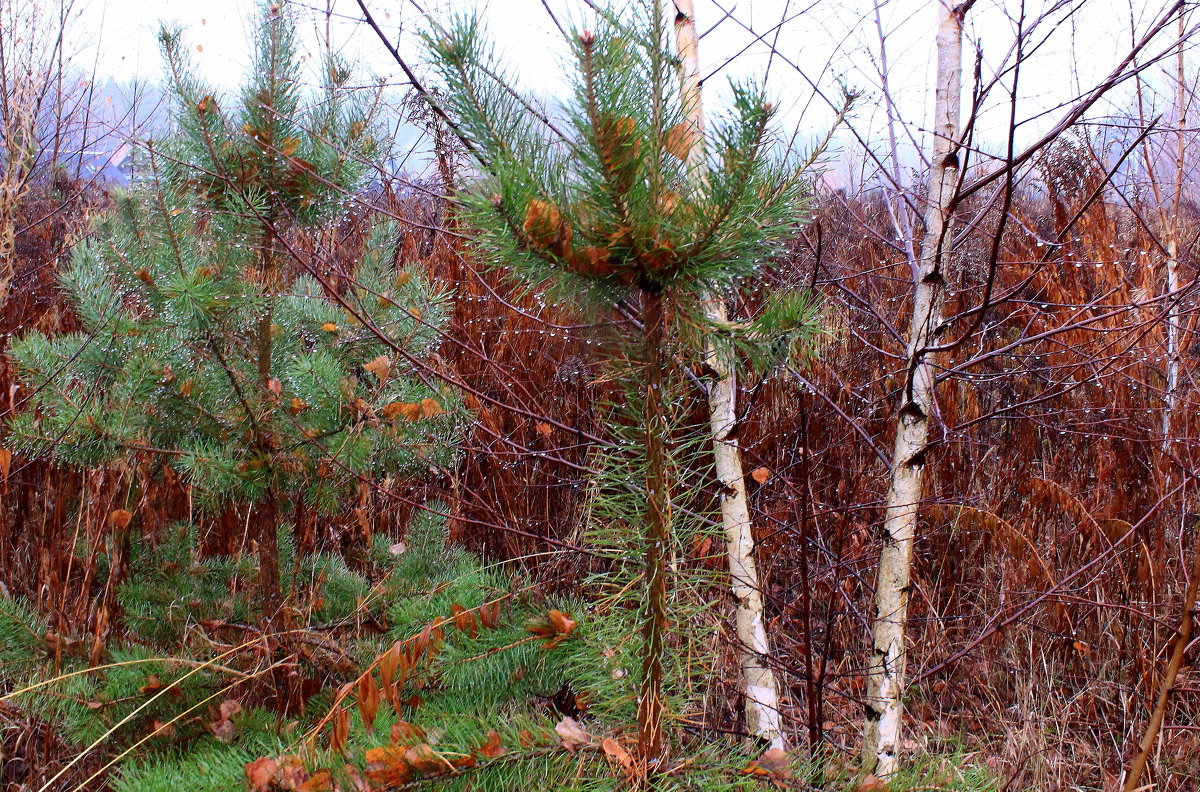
[450,603,477,636]
[357,672,380,734]
[479,600,502,629]
[383,401,422,421]
[210,716,235,742]
[245,757,280,792]
[663,122,695,160]
[277,755,309,790]
[340,764,371,792]
[479,730,506,758]
[297,769,332,792]
[390,719,427,745]
[750,467,771,484]
[858,774,891,792]
[149,719,174,738]
[600,737,635,775]
[379,642,401,690]
[404,742,444,775]
[548,609,576,636]
[364,354,391,382]
[329,708,349,754]
[365,745,412,785]
[756,747,792,779]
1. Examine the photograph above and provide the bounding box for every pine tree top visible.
[7,0,459,513]
[424,3,814,313]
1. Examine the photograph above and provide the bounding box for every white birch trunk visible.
[670,0,786,750]
[861,0,965,776]
[1164,241,1180,445]
[1162,14,1184,449]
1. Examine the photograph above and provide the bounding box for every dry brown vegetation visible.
[2,131,1199,789]
[2,0,1199,787]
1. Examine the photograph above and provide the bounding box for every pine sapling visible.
[421,0,826,764]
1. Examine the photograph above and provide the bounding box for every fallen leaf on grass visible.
[744,747,793,784]
[858,774,891,792]
[364,746,413,786]
[479,730,506,758]
[601,737,635,776]
[245,757,280,792]
[555,716,591,750]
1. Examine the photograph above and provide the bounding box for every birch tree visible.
[1124,12,1195,791]
[1157,14,1188,448]
[670,0,785,751]
[861,0,969,776]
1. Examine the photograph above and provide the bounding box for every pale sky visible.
[68,0,1191,180]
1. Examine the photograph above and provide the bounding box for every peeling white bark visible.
[708,321,786,749]
[1162,15,1185,449]
[861,0,965,777]
[671,0,786,750]
[1164,238,1180,446]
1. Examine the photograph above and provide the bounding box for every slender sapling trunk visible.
[861,0,966,776]
[638,284,670,765]
[671,0,786,750]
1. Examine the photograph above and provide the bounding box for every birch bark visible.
[861,0,966,776]
[1162,13,1185,449]
[671,0,786,750]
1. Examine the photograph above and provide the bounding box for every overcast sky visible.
[70,0,1190,181]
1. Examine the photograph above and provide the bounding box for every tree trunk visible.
[255,219,282,615]
[1125,18,1191,792]
[637,285,670,765]
[671,0,786,750]
[253,490,282,616]
[1162,13,1185,449]
[861,0,965,777]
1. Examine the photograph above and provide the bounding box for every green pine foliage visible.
[0,508,594,789]
[115,521,383,644]
[112,743,274,792]
[0,594,48,676]
[565,406,726,722]
[425,3,818,322]
[0,598,281,758]
[0,1,508,787]
[7,0,458,521]
[420,0,828,767]
[381,508,577,710]
[0,528,375,760]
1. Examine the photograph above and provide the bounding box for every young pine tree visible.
[422,0,824,765]
[7,0,458,614]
